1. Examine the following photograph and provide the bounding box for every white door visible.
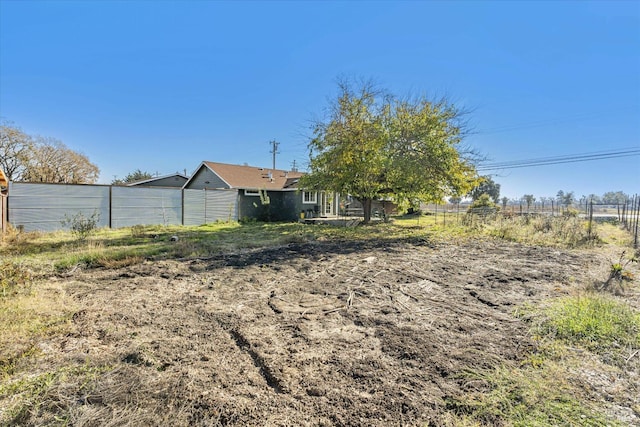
[321,192,337,216]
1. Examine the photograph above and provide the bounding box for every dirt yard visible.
[25,238,639,426]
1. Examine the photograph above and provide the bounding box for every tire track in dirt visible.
[213,314,289,395]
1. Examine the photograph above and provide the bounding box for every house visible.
[183,161,340,221]
[126,173,188,188]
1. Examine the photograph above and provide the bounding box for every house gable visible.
[183,163,231,190]
[127,173,188,188]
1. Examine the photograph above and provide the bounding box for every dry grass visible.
[0,281,75,377]
[0,217,638,425]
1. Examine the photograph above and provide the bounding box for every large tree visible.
[1,121,100,184]
[0,121,34,181]
[301,79,478,223]
[21,137,99,184]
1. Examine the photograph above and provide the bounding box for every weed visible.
[0,260,32,298]
[602,251,637,293]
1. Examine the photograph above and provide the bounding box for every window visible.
[244,189,260,196]
[302,191,317,204]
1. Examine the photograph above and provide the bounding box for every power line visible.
[477,148,640,171]
[475,106,639,135]
[479,148,639,168]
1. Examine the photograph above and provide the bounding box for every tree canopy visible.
[556,190,575,208]
[300,79,479,223]
[0,121,33,181]
[112,169,154,185]
[468,175,501,204]
[601,191,628,205]
[1,121,99,184]
[523,194,535,211]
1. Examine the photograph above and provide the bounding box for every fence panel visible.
[8,184,241,232]
[111,187,182,228]
[205,189,238,223]
[8,182,110,232]
[183,189,238,225]
[183,189,206,226]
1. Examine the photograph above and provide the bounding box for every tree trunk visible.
[361,198,372,224]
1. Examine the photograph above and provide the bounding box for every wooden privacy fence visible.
[5,182,238,232]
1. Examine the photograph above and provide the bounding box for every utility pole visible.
[269,140,280,170]
[291,159,298,172]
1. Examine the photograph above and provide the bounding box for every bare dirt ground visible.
[30,238,639,426]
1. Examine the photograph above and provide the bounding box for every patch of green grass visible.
[445,363,621,427]
[537,294,640,356]
[446,292,639,426]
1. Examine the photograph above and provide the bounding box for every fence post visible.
[108,185,113,229]
[634,194,639,248]
[443,204,446,227]
[587,199,593,240]
[622,200,628,229]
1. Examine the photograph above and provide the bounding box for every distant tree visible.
[300,78,479,223]
[449,196,462,205]
[467,193,498,211]
[468,176,500,204]
[112,169,154,185]
[501,196,509,210]
[556,190,575,210]
[587,194,601,204]
[523,194,535,212]
[22,137,99,184]
[0,121,34,181]
[601,191,628,205]
[539,196,552,211]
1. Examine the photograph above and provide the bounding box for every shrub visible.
[61,211,100,241]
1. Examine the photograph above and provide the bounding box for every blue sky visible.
[1,0,638,199]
